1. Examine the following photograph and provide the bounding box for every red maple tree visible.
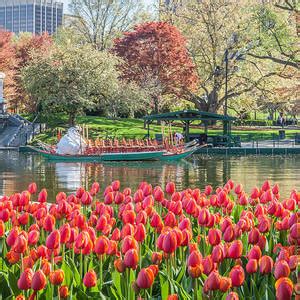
[13,33,52,112]
[0,30,17,103]
[113,22,199,113]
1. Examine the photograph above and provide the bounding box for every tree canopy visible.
[113,21,199,113]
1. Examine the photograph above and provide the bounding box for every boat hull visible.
[38,150,165,162]
[160,146,199,161]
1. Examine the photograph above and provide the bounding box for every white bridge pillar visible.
[0,72,6,114]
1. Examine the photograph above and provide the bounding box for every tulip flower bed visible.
[0,180,299,300]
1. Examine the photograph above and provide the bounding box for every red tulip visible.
[31,270,47,291]
[167,295,179,300]
[274,260,290,279]
[136,268,155,289]
[166,182,175,194]
[6,227,19,247]
[38,189,48,203]
[13,234,27,254]
[211,244,225,263]
[204,270,221,291]
[90,182,100,195]
[229,265,245,287]
[203,255,214,275]
[124,249,139,269]
[59,224,71,244]
[28,183,37,194]
[121,236,138,254]
[94,236,109,255]
[247,245,262,260]
[134,223,146,242]
[275,277,293,300]
[151,252,163,265]
[246,259,258,274]
[228,240,243,259]
[289,222,299,240]
[49,269,64,285]
[208,228,222,246]
[187,250,202,267]
[18,268,34,290]
[59,285,69,298]
[83,270,97,288]
[28,230,40,246]
[162,231,177,253]
[75,231,89,249]
[259,255,274,274]
[226,292,239,300]
[43,214,55,232]
[81,191,92,205]
[46,230,60,250]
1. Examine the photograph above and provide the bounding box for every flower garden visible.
[0,180,299,300]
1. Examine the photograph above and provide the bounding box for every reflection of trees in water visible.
[1,152,299,200]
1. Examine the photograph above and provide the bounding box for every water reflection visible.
[0,150,299,201]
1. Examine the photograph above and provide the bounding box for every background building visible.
[0,0,63,35]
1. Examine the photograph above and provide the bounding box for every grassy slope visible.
[31,115,299,145]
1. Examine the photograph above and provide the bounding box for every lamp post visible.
[224,49,229,116]
[0,72,6,115]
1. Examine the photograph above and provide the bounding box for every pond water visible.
[0,150,299,201]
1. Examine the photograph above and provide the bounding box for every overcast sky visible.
[62,0,156,13]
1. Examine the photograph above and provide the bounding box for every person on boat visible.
[175,132,184,145]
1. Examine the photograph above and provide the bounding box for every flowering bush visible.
[0,180,299,299]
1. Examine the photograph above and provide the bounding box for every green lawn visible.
[30,115,299,145]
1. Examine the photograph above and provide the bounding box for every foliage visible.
[113,21,199,113]
[22,42,121,125]
[160,0,298,114]
[68,0,147,50]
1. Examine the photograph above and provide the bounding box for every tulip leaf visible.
[0,272,13,298]
[110,286,121,300]
[66,257,81,287]
[62,260,74,287]
[159,274,169,300]
[7,271,19,295]
[175,265,186,283]
[112,271,122,298]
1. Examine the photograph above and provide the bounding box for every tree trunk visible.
[68,112,76,126]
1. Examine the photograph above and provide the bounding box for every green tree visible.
[22,42,120,125]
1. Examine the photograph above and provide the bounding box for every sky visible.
[62,0,156,13]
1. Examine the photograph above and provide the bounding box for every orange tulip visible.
[31,270,47,291]
[18,268,34,290]
[6,249,20,264]
[167,295,179,300]
[83,270,97,288]
[219,276,232,292]
[59,285,69,298]
[274,260,290,280]
[188,265,203,278]
[0,220,5,237]
[16,295,26,300]
[259,255,274,274]
[49,269,64,285]
[229,265,245,287]
[41,260,51,276]
[114,258,126,273]
[275,277,293,300]
[124,249,139,270]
